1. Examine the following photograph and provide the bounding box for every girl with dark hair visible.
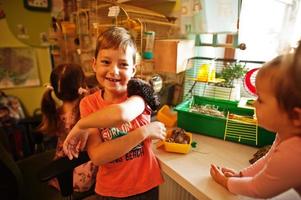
[38,63,97,192]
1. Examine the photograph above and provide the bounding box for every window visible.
[236,0,301,61]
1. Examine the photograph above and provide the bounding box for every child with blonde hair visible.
[210,43,301,198]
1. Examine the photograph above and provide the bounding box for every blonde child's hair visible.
[276,42,301,119]
[94,26,137,63]
[256,41,301,119]
[256,55,282,97]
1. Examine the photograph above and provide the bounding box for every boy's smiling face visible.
[92,46,136,98]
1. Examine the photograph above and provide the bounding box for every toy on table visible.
[249,145,271,164]
[157,128,192,154]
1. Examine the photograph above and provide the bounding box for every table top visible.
[153,133,258,200]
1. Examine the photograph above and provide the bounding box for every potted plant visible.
[203,62,247,101]
[215,62,248,88]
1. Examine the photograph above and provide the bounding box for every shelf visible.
[118,0,176,7]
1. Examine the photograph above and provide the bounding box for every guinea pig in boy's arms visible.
[127,78,160,111]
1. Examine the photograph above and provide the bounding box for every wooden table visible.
[154,133,300,200]
[154,133,257,200]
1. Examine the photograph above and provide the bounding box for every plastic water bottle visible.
[143,31,155,59]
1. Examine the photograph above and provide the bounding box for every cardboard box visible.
[154,39,195,73]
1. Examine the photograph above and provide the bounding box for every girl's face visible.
[92,46,136,99]
[254,76,290,133]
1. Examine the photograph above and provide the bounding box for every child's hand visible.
[220,167,242,177]
[63,124,89,160]
[210,164,229,189]
[138,121,166,140]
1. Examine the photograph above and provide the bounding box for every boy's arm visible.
[63,96,145,159]
[77,96,145,129]
[87,121,166,166]
[78,78,158,130]
[64,78,160,159]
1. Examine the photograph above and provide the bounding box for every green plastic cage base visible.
[174,96,275,147]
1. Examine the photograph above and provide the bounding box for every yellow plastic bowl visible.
[163,130,192,154]
[157,105,177,127]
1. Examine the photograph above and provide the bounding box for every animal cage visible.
[183,57,265,101]
[49,0,177,83]
[72,0,177,67]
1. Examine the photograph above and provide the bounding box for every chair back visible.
[0,133,59,200]
[0,141,23,200]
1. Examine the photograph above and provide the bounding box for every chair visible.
[38,151,95,200]
[0,141,59,200]
[0,140,95,200]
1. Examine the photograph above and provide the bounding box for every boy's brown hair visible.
[94,26,137,63]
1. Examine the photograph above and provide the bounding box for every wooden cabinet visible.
[154,39,195,73]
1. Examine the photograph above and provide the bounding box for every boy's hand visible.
[138,121,166,140]
[63,125,89,160]
[210,164,229,190]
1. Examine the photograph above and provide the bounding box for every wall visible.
[122,0,179,16]
[0,0,179,116]
[0,18,51,116]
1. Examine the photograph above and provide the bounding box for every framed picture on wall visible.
[0,7,5,19]
[23,0,51,12]
[0,47,41,89]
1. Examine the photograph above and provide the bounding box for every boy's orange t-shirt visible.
[80,91,163,197]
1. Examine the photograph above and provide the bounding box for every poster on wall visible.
[180,0,239,34]
[0,47,40,89]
